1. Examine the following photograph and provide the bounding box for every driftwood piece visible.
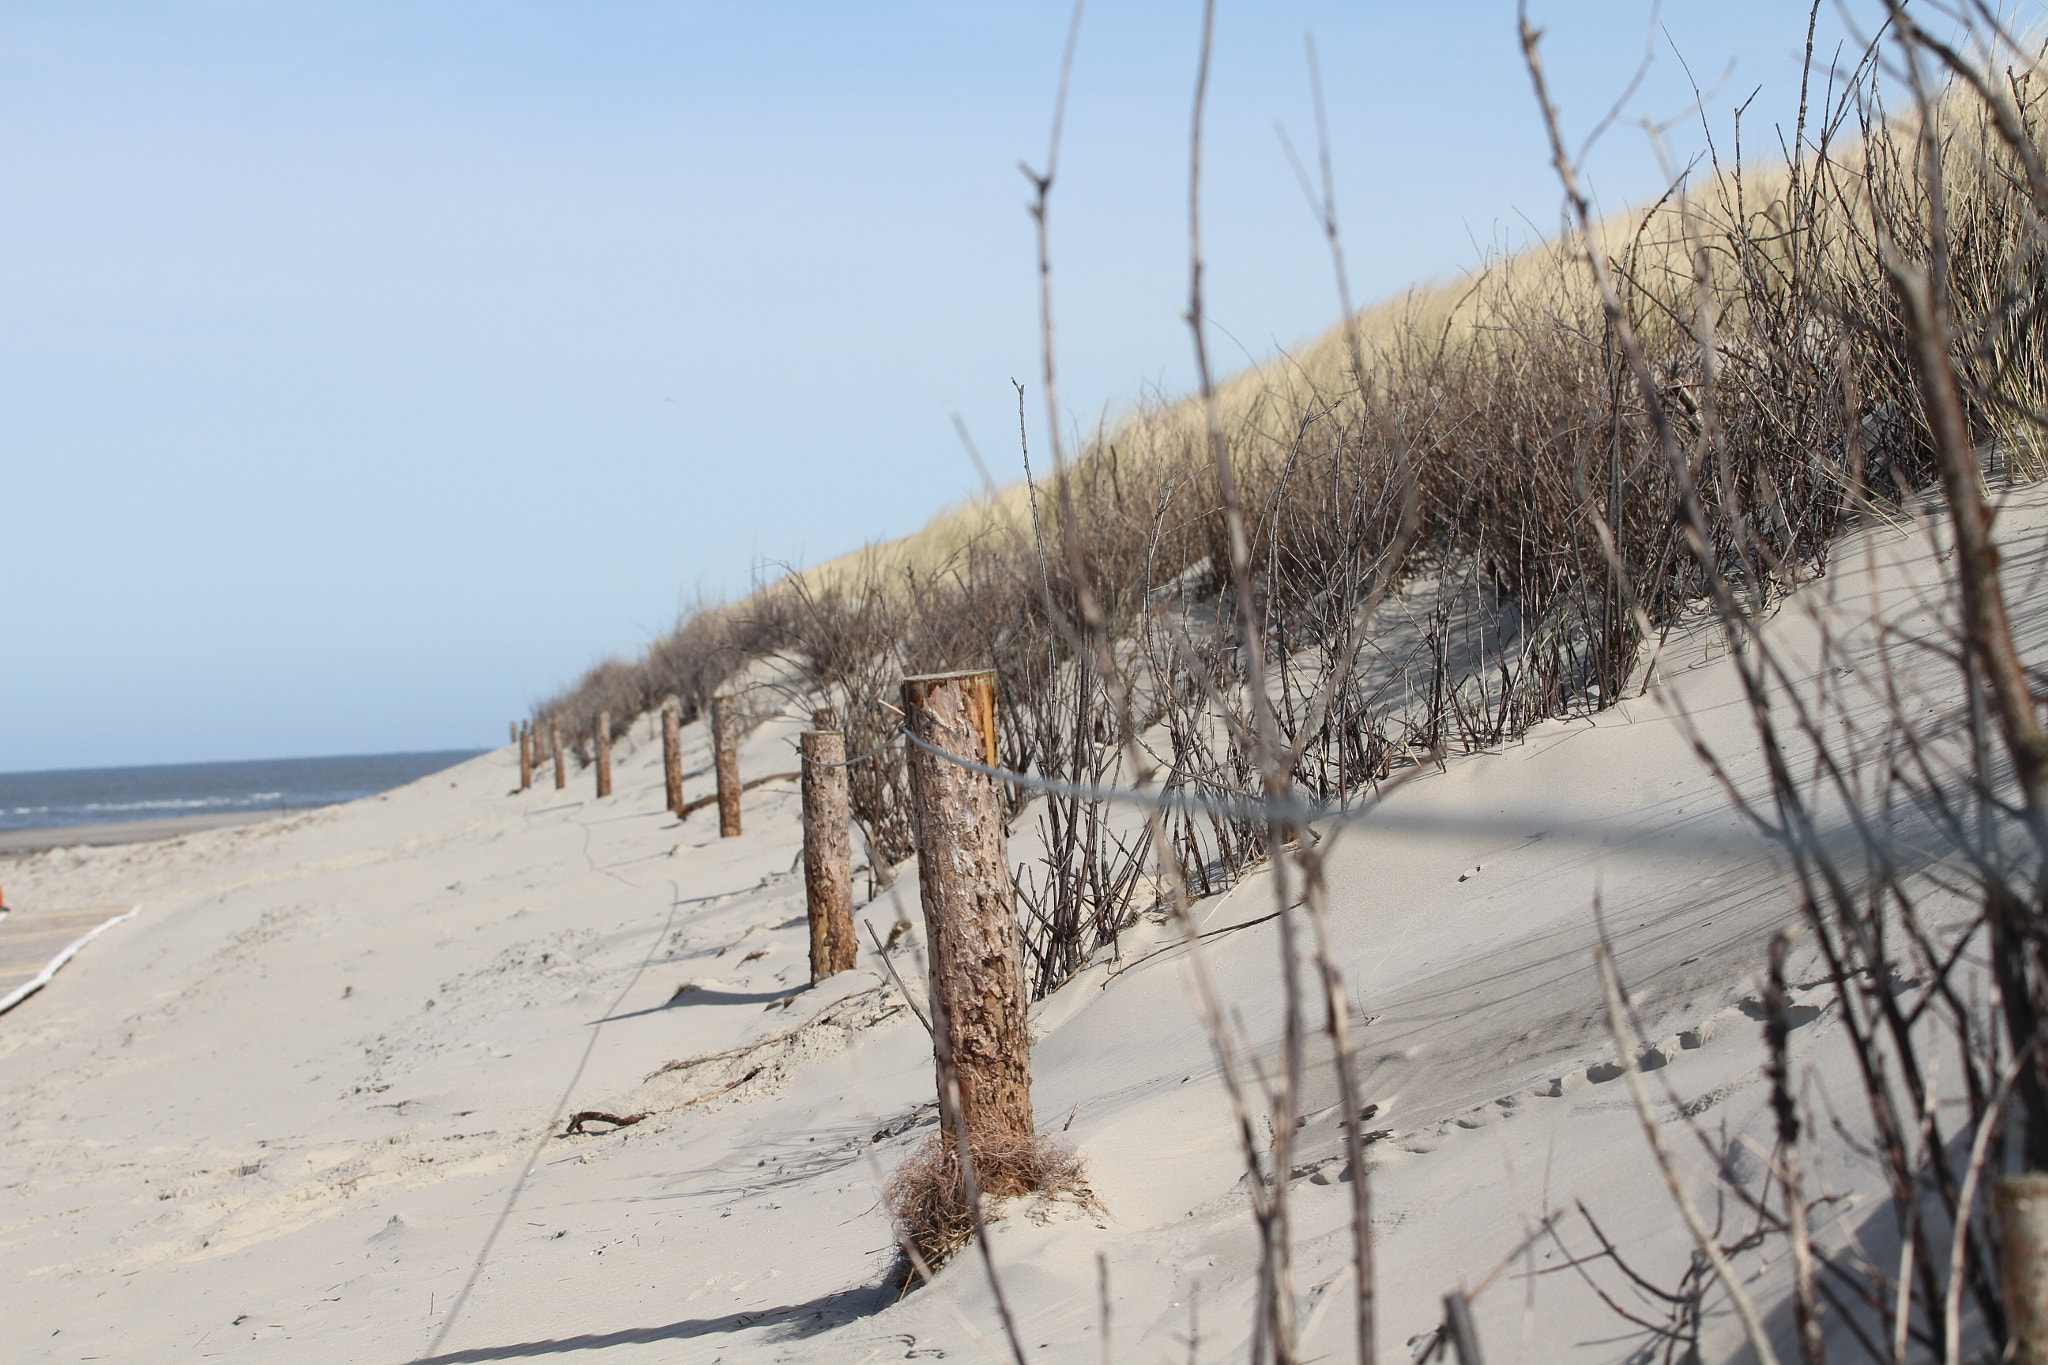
[564,1110,648,1135]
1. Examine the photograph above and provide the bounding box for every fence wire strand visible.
[796,732,904,770]
[902,722,1364,829]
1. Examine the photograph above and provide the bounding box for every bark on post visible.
[712,695,742,837]
[801,729,856,981]
[518,721,533,791]
[2003,1174,2048,1364]
[662,705,685,816]
[595,711,613,799]
[551,726,566,790]
[900,669,1035,1187]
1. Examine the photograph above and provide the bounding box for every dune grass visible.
[533,34,2048,1002]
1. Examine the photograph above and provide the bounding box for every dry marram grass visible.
[886,1131,1092,1275]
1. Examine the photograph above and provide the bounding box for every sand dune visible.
[4,487,2034,1363]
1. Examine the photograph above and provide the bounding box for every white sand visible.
[5,486,2038,1363]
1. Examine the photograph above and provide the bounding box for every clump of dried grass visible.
[886,1131,1092,1275]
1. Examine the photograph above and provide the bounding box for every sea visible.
[0,750,487,833]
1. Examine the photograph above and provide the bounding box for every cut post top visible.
[901,670,998,769]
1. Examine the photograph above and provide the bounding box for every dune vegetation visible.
[537,16,2045,999]
[515,8,2048,1356]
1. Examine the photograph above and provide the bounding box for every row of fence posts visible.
[513,719,566,793]
[513,705,741,820]
[508,667,1033,1166]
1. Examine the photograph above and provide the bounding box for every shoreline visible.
[0,810,283,856]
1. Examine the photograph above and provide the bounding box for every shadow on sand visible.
[410,1277,894,1362]
[590,984,804,1025]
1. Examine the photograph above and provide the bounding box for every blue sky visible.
[1,1,1935,769]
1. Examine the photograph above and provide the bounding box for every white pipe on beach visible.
[0,906,141,1015]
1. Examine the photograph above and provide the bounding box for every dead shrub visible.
[532,590,783,766]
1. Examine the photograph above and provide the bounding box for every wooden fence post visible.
[2003,1174,2048,1364]
[518,721,533,791]
[801,729,856,981]
[662,705,685,816]
[900,669,1035,1187]
[595,711,613,799]
[510,720,518,746]
[551,725,566,790]
[712,696,741,837]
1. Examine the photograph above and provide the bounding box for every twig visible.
[1763,928,1824,1365]
[864,918,934,1035]
[1105,907,1285,978]
[1441,1290,1485,1364]
[679,1066,762,1111]
[647,987,886,1079]
[1596,940,1781,1365]
[1943,1042,2031,1365]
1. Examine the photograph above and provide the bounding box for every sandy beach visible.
[1,488,2027,1363]
[0,811,283,857]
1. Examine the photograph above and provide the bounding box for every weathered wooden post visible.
[518,721,533,790]
[595,711,613,799]
[2003,1175,2048,1364]
[801,728,856,981]
[662,705,685,816]
[551,725,566,790]
[900,669,1035,1189]
[509,720,518,746]
[712,695,741,837]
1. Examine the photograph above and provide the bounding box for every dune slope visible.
[5,483,2037,1363]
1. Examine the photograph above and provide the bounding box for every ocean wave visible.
[0,750,480,831]
[76,795,284,813]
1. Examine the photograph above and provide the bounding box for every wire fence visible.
[781,714,1986,872]
[794,732,905,770]
[894,722,1874,865]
